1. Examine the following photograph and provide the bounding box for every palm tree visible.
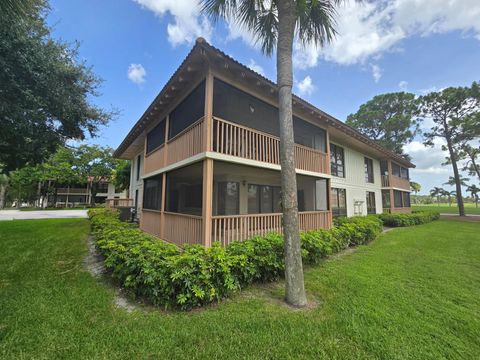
[466,184,480,208]
[430,187,444,206]
[442,189,456,207]
[201,0,348,307]
[410,181,421,204]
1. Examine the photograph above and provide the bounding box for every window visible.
[330,144,345,177]
[143,175,162,210]
[382,190,391,209]
[165,163,203,216]
[146,120,166,154]
[380,160,388,176]
[136,155,141,181]
[394,190,403,208]
[248,184,282,214]
[135,189,139,211]
[403,192,411,207]
[96,182,108,193]
[331,188,347,216]
[366,191,376,214]
[216,182,239,215]
[392,162,409,179]
[364,157,374,183]
[169,80,205,139]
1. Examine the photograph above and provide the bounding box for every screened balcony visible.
[143,77,330,177]
[140,161,332,247]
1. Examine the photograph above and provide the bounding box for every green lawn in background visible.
[0,218,479,359]
[412,203,480,215]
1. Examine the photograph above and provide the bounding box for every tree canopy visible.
[419,82,480,216]
[346,92,419,157]
[0,0,113,171]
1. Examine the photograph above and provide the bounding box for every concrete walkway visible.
[0,209,88,221]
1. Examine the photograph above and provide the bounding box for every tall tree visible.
[419,82,480,216]
[460,144,480,181]
[410,181,421,203]
[429,187,445,206]
[201,0,348,307]
[73,145,117,205]
[0,0,113,171]
[466,184,480,208]
[346,92,420,157]
[112,160,131,193]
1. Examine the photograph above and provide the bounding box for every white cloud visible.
[127,63,146,84]
[247,59,265,76]
[296,75,316,96]
[399,80,408,91]
[371,64,382,82]
[134,0,211,46]
[293,0,480,68]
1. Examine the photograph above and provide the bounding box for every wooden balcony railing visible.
[144,145,166,174]
[213,117,329,175]
[381,175,390,188]
[212,211,331,246]
[166,117,205,166]
[106,198,134,208]
[163,212,203,246]
[381,175,410,190]
[390,176,410,190]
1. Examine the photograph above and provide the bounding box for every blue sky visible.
[47,0,480,194]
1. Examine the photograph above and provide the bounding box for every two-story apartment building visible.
[114,38,414,247]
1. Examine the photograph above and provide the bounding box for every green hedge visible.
[88,209,383,310]
[378,210,440,227]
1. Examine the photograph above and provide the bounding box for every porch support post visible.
[202,158,213,247]
[204,71,214,152]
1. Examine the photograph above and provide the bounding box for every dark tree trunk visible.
[468,151,480,182]
[0,183,6,209]
[447,141,465,216]
[277,0,307,307]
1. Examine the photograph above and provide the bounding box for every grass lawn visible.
[1,219,479,359]
[412,203,480,215]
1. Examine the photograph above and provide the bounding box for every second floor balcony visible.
[381,174,410,190]
[144,116,330,176]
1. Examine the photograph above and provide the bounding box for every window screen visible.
[165,163,203,215]
[293,116,326,152]
[382,190,391,208]
[146,120,166,153]
[169,80,205,139]
[143,175,162,210]
[213,78,327,151]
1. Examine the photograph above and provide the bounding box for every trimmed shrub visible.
[88,209,384,310]
[378,211,440,227]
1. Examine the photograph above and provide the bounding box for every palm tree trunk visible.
[277,0,307,307]
[447,141,465,216]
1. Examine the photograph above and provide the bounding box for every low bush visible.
[378,211,440,227]
[88,209,384,310]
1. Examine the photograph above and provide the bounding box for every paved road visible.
[0,209,88,221]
